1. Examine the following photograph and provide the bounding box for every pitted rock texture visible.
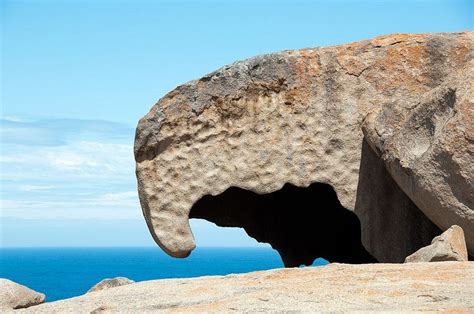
[17,262,474,313]
[87,277,135,293]
[405,225,468,263]
[0,279,45,310]
[134,31,473,263]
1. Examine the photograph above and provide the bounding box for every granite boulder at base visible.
[0,279,45,310]
[405,225,468,263]
[134,31,473,265]
[16,262,474,312]
[87,277,135,293]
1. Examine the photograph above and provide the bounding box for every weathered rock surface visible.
[362,61,474,255]
[405,225,468,263]
[134,31,473,264]
[87,277,135,293]
[0,279,45,310]
[355,140,441,262]
[17,262,474,312]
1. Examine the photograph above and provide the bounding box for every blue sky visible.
[1,0,472,247]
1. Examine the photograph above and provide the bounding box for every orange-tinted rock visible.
[363,58,474,254]
[19,262,474,312]
[134,31,473,264]
[405,225,468,263]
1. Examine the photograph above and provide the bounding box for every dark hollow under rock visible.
[190,182,377,267]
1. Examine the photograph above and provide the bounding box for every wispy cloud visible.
[1,141,133,180]
[1,191,141,220]
[0,118,132,146]
[0,117,139,220]
[95,191,138,206]
[18,185,56,192]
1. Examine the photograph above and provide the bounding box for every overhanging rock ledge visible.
[134,31,473,265]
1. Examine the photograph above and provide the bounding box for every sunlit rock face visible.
[404,225,468,263]
[19,263,474,312]
[0,279,45,310]
[134,31,473,266]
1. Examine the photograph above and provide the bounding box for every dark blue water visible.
[0,247,327,302]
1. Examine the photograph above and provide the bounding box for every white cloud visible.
[0,191,141,220]
[2,116,25,122]
[1,118,132,146]
[1,141,134,180]
[95,191,138,206]
[1,117,139,220]
[18,185,56,192]
[51,152,99,170]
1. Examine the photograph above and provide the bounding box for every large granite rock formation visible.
[16,262,474,312]
[0,279,45,310]
[134,31,473,265]
[405,225,468,263]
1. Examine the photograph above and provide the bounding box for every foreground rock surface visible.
[134,31,473,264]
[19,262,474,312]
[405,225,468,263]
[0,279,45,310]
[87,277,135,293]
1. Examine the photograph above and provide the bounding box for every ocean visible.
[0,247,327,302]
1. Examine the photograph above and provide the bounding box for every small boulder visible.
[405,225,468,263]
[87,277,134,293]
[0,278,45,309]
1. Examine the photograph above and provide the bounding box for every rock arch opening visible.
[190,182,377,267]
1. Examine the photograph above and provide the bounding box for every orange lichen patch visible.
[296,48,319,58]
[336,53,371,77]
[290,49,321,79]
[450,43,471,65]
[388,290,404,297]
[332,39,377,77]
[329,37,371,52]
[357,287,405,298]
[285,51,320,109]
[411,282,431,290]
[371,33,427,47]
[407,269,464,282]
[365,42,430,94]
[440,309,474,314]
